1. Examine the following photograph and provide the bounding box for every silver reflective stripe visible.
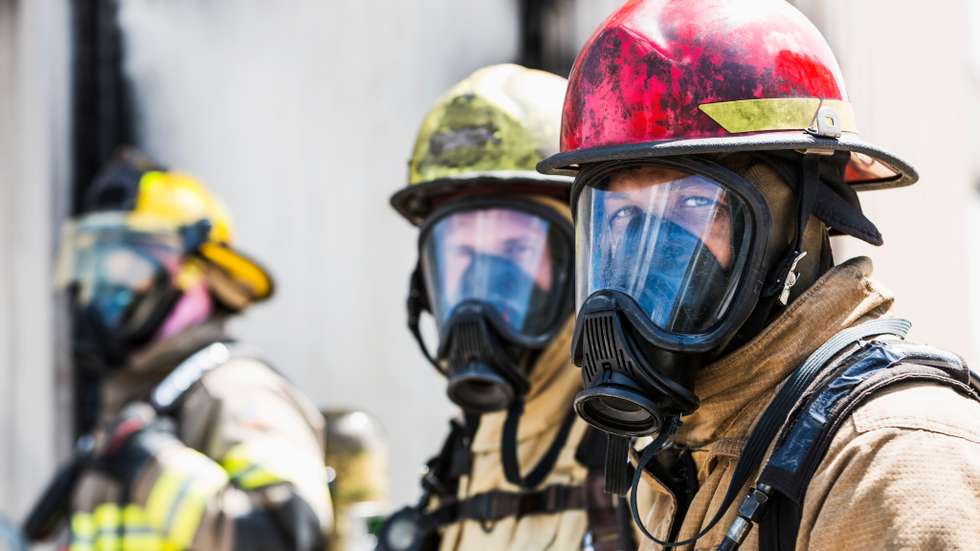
[150,342,232,413]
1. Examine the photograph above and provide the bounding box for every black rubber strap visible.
[630,318,911,547]
[419,415,479,506]
[406,265,441,372]
[763,155,818,301]
[427,483,587,527]
[502,398,578,489]
[628,417,681,543]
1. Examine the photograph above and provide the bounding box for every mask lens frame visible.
[571,157,772,353]
[416,196,574,352]
[56,212,186,334]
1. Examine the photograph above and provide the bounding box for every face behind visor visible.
[416,198,573,413]
[571,158,773,438]
[55,212,208,367]
[579,166,748,334]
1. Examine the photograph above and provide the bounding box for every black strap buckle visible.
[543,484,568,514]
[472,491,506,532]
[421,467,450,497]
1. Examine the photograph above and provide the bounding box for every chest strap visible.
[721,335,979,551]
[425,482,587,529]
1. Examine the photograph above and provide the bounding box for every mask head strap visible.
[407,264,441,372]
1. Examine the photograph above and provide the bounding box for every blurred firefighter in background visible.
[53,149,331,550]
[537,0,980,550]
[322,409,390,551]
[377,64,634,551]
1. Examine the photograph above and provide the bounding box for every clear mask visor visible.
[55,212,186,330]
[576,166,753,334]
[421,206,570,338]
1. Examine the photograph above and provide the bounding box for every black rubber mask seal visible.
[572,157,773,353]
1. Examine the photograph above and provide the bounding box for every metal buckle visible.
[476,492,503,532]
[807,103,843,139]
[779,251,808,305]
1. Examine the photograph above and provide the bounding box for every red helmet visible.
[538,0,916,190]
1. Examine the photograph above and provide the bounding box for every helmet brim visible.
[199,243,275,303]
[390,170,573,226]
[537,132,917,192]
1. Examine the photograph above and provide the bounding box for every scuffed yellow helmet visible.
[390,64,572,226]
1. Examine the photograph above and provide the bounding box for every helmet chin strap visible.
[728,154,820,352]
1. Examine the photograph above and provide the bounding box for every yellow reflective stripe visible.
[698,97,857,134]
[121,505,164,551]
[167,473,227,548]
[235,465,284,489]
[71,511,96,551]
[146,470,185,532]
[93,503,122,551]
[221,448,251,479]
[221,444,286,490]
[72,511,97,539]
[74,505,169,551]
[144,448,229,548]
[94,503,121,530]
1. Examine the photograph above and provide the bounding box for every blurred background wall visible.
[111,0,621,507]
[792,0,980,368]
[0,0,70,522]
[0,0,978,523]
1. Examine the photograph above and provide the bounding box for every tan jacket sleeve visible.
[125,358,331,551]
[801,381,980,551]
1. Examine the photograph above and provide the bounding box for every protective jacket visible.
[69,321,331,551]
[636,257,980,550]
[435,321,622,551]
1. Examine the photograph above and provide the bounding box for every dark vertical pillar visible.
[70,0,132,215]
[516,0,577,76]
[68,0,132,438]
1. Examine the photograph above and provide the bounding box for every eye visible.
[503,240,533,259]
[680,195,715,208]
[609,205,641,227]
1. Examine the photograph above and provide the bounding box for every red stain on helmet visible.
[561,0,848,152]
[773,50,842,98]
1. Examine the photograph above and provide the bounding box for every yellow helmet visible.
[78,149,273,309]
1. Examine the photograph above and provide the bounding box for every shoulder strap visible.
[149,341,261,415]
[632,318,912,548]
[738,339,978,551]
[576,428,640,551]
[420,415,480,502]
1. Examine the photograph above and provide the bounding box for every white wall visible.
[116,1,523,506]
[0,0,70,521]
[794,0,978,364]
[115,0,629,507]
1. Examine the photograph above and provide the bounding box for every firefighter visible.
[538,1,980,549]
[378,64,632,551]
[57,149,331,550]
